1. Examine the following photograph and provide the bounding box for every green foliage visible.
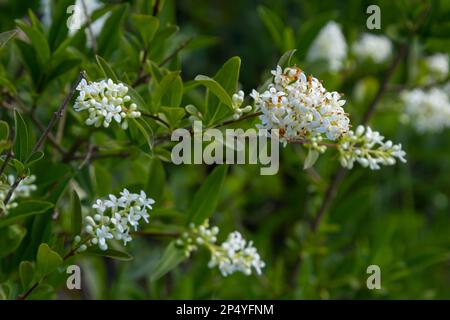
[0,0,448,300]
[187,165,228,224]
[36,243,63,278]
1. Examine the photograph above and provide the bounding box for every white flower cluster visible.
[352,33,392,64]
[400,86,450,133]
[306,21,347,72]
[176,220,265,277]
[80,189,154,251]
[208,231,265,277]
[231,90,252,120]
[251,65,350,145]
[338,125,407,170]
[0,175,37,210]
[425,53,449,81]
[74,79,141,129]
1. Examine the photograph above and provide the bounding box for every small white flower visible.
[306,21,347,72]
[426,53,449,80]
[401,86,450,133]
[352,33,392,64]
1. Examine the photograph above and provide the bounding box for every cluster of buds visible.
[338,125,407,170]
[176,220,265,277]
[231,90,252,120]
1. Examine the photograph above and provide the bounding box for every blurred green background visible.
[0,0,449,299]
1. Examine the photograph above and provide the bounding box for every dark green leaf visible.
[96,55,119,82]
[278,49,297,68]
[36,243,63,278]
[0,201,54,229]
[0,30,17,48]
[16,21,50,65]
[0,225,27,258]
[0,120,9,141]
[187,165,228,224]
[83,247,133,261]
[145,158,165,203]
[194,75,233,109]
[70,190,82,236]
[130,14,160,48]
[97,4,129,57]
[151,242,187,281]
[25,151,44,168]
[13,110,30,162]
[19,261,35,291]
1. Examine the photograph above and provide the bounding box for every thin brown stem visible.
[361,43,409,125]
[3,72,85,206]
[17,283,39,300]
[152,0,161,16]
[215,111,262,128]
[18,238,90,300]
[310,43,409,232]
[80,0,97,54]
[159,37,193,67]
[0,149,13,176]
[32,72,85,154]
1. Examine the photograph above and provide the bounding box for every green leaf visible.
[97,4,129,58]
[194,75,233,110]
[130,118,153,154]
[25,151,44,168]
[16,21,50,65]
[204,56,241,124]
[70,190,82,236]
[96,55,119,82]
[130,14,160,49]
[48,0,73,49]
[151,242,187,281]
[278,49,297,69]
[10,159,25,175]
[15,40,42,84]
[166,75,183,107]
[47,57,81,83]
[145,158,165,203]
[0,201,54,229]
[0,120,9,141]
[83,247,133,261]
[0,225,27,258]
[36,243,63,278]
[13,110,30,162]
[19,261,35,291]
[187,165,228,224]
[303,149,320,170]
[258,6,285,50]
[154,71,182,109]
[126,85,151,113]
[159,107,185,128]
[0,30,17,48]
